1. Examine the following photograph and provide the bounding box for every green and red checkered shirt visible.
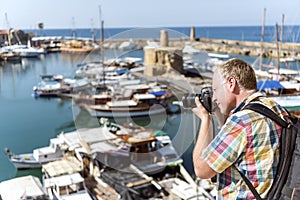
[202,92,288,199]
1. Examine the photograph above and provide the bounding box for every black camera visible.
[182,86,216,113]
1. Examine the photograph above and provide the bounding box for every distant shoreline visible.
[24,25,300,43]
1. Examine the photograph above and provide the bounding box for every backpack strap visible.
[243,103,289,128]
[234,102,291,200]
[233,165,263,200]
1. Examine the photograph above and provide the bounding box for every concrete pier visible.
[98,37,300,59]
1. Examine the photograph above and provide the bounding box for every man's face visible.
[212,70,227,115]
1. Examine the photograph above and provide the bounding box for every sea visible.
[1,26,300,183]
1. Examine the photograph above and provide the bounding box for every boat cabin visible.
[33,137,66,162]
[44,173,92,199]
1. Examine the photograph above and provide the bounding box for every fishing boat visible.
[4,137,67,169]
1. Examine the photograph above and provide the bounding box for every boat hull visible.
[85,104,167,118]
[9,154,48,169]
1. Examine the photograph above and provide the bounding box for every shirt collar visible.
[231,92,265,114]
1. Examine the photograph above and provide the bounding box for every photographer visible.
[192,58,288,199]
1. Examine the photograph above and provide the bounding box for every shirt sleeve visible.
[202,114,248,173]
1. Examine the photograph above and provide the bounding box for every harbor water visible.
[1,26,300,182]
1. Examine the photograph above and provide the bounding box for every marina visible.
[1,25,300,199]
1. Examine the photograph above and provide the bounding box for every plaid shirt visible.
[202,92,288,199]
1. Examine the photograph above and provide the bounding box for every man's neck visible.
[236,89,256,106]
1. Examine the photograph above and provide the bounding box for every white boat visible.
[84,100,167,118]
[207,52,230,60]
[280,57,296,63]
[58,119,183,175]
[44,173,93,200]
[33,75,89,97]
[118,39,140,50]
[270,95,300,112]
[159,178,216,200]
[0,175,48,200]
[81,82,174,118]
[5,137,66,169]
[33,75,68,97]
[182,44,200,54]
[2,44,45,58]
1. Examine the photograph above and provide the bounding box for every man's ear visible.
[227,77,236,92]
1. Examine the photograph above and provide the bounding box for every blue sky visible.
[1,0,299,29]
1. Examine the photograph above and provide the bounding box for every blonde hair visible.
[217,58,257,90]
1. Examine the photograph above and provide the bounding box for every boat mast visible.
[280,14,285,57]
[99,5,105,90]
[275,23,281,77]
[90,18,95,42]
[5,13,11,46]
[72,17,76,39]
[259,8,266,71]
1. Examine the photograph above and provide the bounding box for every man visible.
[192,58,288,199]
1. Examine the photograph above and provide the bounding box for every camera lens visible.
[181,87,216,113]
[182,93,199,109]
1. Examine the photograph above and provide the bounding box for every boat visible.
[96,164,162,199]
[44,172,93,200]
[269,95,300,117]
[0,175,48,200]
[4,137,67,169]
[33,75,90,97]
[84,100,167,118]
[0,51,21,62]
[93,119,183,175]
[207,52,230,60]
[33,75,69,97]
[118,39,140,51]
[1,44,45,58]
[60,39,94,54]
[58,118,183,175]
[32,36,62,53]
[75,58,142,79]
[81,82,174,118]
[182,42,200,54]
[41,156,95,200]
[159,177,216,200]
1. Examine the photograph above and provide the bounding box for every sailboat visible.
[254,10,300,116]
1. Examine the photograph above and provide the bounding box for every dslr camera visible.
[182,86,216,113]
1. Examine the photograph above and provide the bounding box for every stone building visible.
[144,30,184,76]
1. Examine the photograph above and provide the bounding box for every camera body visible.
[182,86,216,113]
